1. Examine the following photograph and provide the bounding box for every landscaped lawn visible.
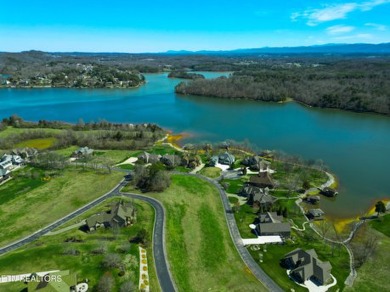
[92,149,142,164]
[221,177,247,194]
[254,226,350,292]
[138,175,266,291]
[0,166,124,246]
[198,166,221,178]
[0,197,160,292]
[369,214,390,237]
[233,203,258,238]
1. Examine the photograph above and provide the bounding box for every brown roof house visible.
[281,248,332,285]
[256,212,291,238]
[86,201,136,231]
[249,172,275,189]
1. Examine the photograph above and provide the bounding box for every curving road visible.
[0,179,127,255]
[177,172,283,292]
[0,177,176,292]
[121,192,176,292]
[1,168,282,291]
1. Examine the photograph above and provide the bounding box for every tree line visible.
[175,59,390,116]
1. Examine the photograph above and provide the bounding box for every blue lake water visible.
[1,72,389,218]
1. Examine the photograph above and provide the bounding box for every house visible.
[249,172,275,188]
[320,187,338,197]
[209,152,235,166]
[160,154,182,167]
[72,146,93,157]
[0,168,11,181]
[26,270,78,292]
[306,196,320,204]
[242,155,261,169]
[218,152,235,165]
[307,208,325,220]
[11,147,38,159]
[0,160,13,170]
[137,151,161,164]
[86,201,136,231]
[281,248,332,285]
[256,212,291,238]
[240,186,276,209]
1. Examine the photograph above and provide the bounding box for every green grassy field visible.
[344,215,390,291]
[142,175,266,292]
[0,166,124,246]
[0,127,64,139]
[198,166,221,178]
[14,137,57,149]
[0,197,160,292]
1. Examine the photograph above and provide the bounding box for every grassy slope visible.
[147,175,266,292]
[0,166,123,246]
[0,198,160,292]
[344,215,390,292]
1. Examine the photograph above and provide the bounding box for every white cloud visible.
[292,0,390,26]
[365,23,387,31]
[326,25,355,34]
[332,33,373,40]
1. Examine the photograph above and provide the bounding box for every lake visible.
[1,72,389,218]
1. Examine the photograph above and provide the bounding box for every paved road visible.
[121,193,176,292]
[0,179,127,256]
[177,172,283,292]
[0,177,176,292]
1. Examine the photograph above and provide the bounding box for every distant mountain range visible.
[164,43,390,55]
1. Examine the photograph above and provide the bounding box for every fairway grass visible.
[0,167,124,247]
[0,198,160,292]
[147,175,266,292]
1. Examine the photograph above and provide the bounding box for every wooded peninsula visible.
[175,59,390,116]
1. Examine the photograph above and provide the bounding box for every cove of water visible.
[1,72,389,218]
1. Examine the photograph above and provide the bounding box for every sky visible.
[0,0,389,52]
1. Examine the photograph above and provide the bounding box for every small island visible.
[168,70,205,80]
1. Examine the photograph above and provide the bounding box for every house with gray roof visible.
[209,152,235,166]
[282,248,332,285]
[11,147,38,159]
[241,186,276,209]
[86,201,136,231]
[0,168,11,181]
[218,152,235,165]
[160,154,182,167]
[307,208,325,220]
[137,151,161,164]
[256,212,291,238]
[73,146,94,157]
